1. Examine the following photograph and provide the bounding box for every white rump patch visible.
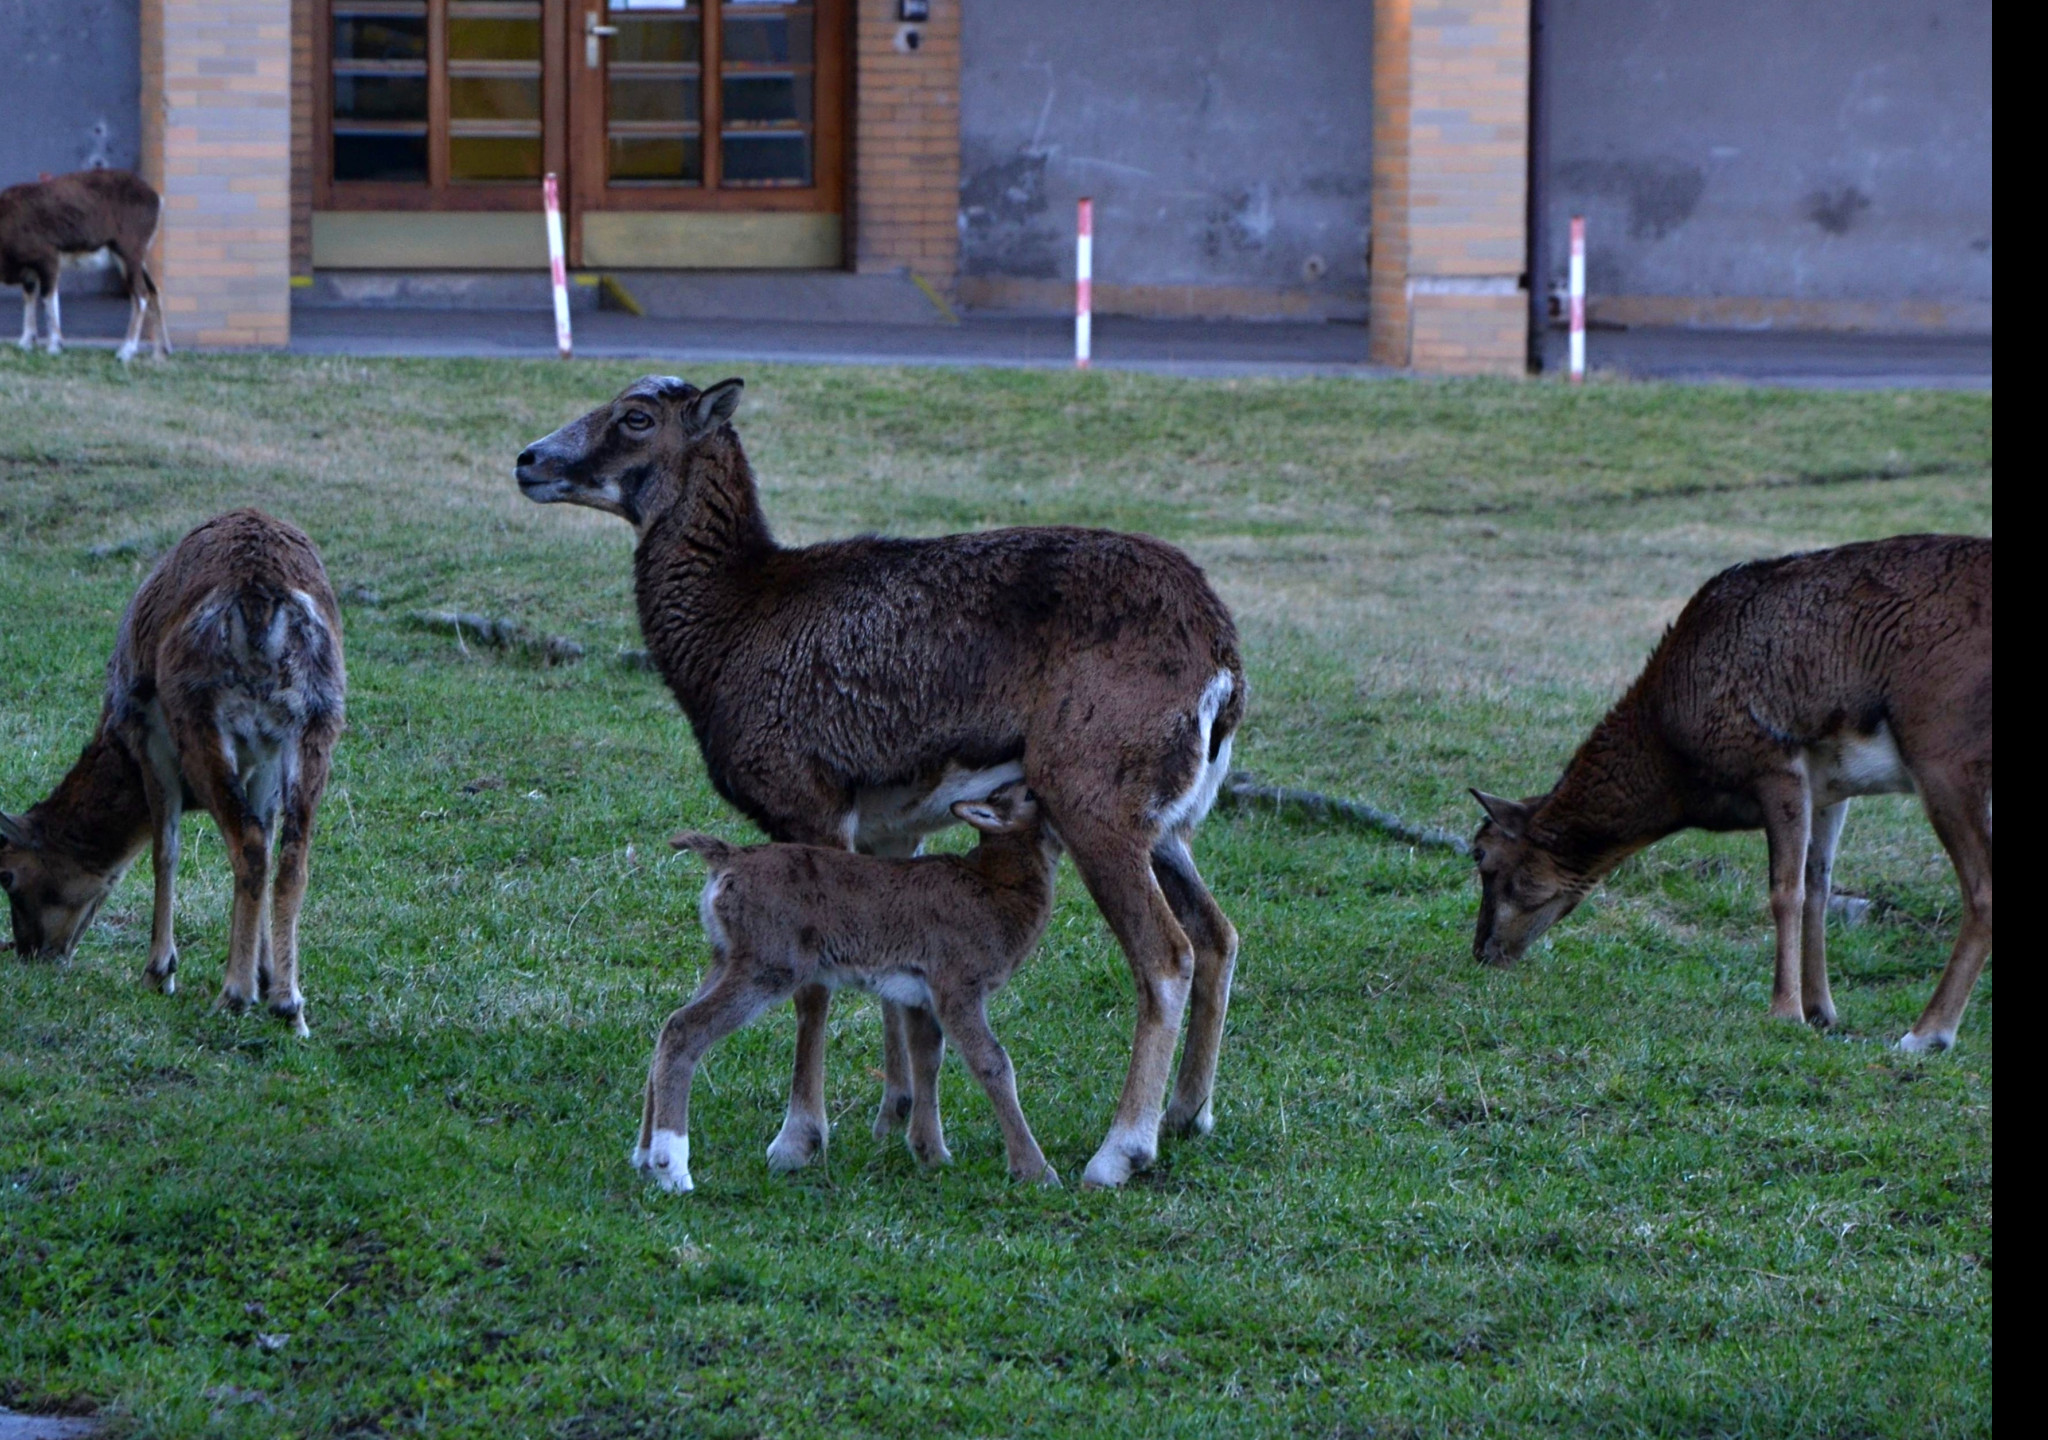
[698,870,731,955]
[215,692,293,826]
[845,759,1027,854]
[1151,670,1236,834]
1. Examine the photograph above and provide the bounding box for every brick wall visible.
[1371,0,1529,375]
[140,0,293,347]
[852,0,960,291]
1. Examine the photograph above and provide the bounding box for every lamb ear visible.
[1469,789,1529,838]
[951,799,1008,833]
[692,377,744,430]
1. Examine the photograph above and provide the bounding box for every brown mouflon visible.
[0,169,170,363]
[1,509,344,1034]
[1470,534,1991,1050]
[518,376,1243,1188]
[640,782,1063,1192]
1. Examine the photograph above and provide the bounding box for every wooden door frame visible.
[566,0,846,221]
[318,0,844,216]
[316,0,567,213]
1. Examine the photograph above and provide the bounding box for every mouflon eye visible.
[622,410,655,432]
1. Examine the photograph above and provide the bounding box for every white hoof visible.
[1080,1124,1158,1190]
[640,1129,693,1193]
[1895,1029,1953,1054]
[764,1116,825,1173]
[116,342,139,364]
[45,339,61,357]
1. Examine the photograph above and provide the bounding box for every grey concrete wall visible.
[0,0,141,187]
[1545,0,1992,325]
[959,0,1372,315]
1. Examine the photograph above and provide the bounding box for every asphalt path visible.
[36,296,1992,389]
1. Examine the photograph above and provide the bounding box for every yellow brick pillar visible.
[853,0,961,293]
[140,0,293,348]
[1370,0,1530,375]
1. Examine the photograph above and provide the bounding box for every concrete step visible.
[296,269,954,325]
[297,271,596,312]
[599,270,953,325]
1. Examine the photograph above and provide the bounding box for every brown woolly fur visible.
[1471,533,1991,1049]
[637,783,1064,1192]
[518,375,1245,1187]
[0,168,169,361]
[0,509,344,1034]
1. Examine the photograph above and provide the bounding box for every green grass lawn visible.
[0,353,1991,1438]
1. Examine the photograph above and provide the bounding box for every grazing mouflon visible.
[639,782,1062,1192]
[1,510,344,1033]
[518,376,1242,1188]
[0,169,170,362]
[1470,534,1991,1050]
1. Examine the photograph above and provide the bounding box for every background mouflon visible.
[1470,533,1991,1051]
[0,168,170,363]
[1,509,344,1034]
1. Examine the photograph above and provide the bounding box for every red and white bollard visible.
[1075,197,1093,370]
[1567,214,1586,384]
[544,172,573,360]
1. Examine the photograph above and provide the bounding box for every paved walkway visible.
[42,296,1991,388]
[1538,325,1991,391]
[289,306,1383,376]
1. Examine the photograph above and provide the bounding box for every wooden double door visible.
[317,0,847,268]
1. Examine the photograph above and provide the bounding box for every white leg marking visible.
[44,289,61,355]
[640,1128,694,1192]
[18,288,34,349]
[117,293,143,362]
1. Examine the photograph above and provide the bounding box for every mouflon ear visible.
[951,798,1019,834]
[0,811,30,847]
[692,377,744,431]
[1469,789,1529,838]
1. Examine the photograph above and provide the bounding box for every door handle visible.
[585,10,620,69]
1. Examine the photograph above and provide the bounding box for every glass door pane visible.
[719,1,812,187]
[606,0,702,183]
[332,1,430,181]
[448,1,544,180]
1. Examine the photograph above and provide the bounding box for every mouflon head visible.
[0,810,120,961]
[515,375,744,526]
[1467,789,1591,967]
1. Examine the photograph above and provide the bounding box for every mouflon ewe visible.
[640,782,1063,1192]
[1,510,344,1034]
[517,376,1243,1188]
[1470,534,1991,1051]
[0,169,170,362]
